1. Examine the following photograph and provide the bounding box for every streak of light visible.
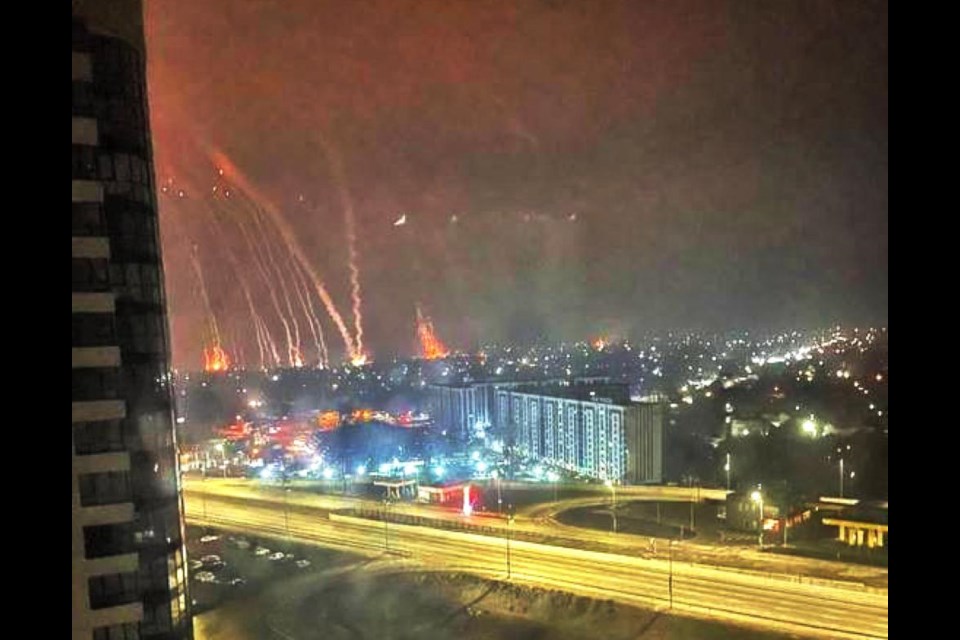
[209,147,360,362]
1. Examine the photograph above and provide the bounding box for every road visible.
[184,486,888,639]
[186,478,888,589]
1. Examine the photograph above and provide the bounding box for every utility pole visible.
[668,539,674,610]
[505,507,515,580]
[839,458,844,498]
[383,499,390,552]
[201,462,208,523]
[690,496,695,532]
[606,479,618,534]
[725,452,731,491]
[282,473,290,540]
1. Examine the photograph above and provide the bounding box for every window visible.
[72,313,116,348]
[116,312,165,355]
[72,367,119,401]
[141,601,172,633]
[88,571,138,609]
[83,522,133,559]
[72,81,96,116]
[92,623,139,640]
[78,470,132,506]
[74,419,124,455]
[72,144,98,180]
[73,202,105,236]
[73,257,110,292]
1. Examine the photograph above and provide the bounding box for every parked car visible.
[295,559,311,569]
[268,552,286,561]
[200,534,220,543]
[194,571,216,583]
[200,555,221,564]
[189,559,204,571]
[234,538,251,550]
[228,578,247,587]
[254,547,271,557]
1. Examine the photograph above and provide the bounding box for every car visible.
[295,559,311,569]
[234,539,251,550]
[268,552,286,561]
[283,553,295,561]
[205,560,226,570]
[200,534,220,543]
[254,547,271,557]
[188,559,204,571]
[228,578,247,587]
[194,571,216,583]
[200,555,221,564]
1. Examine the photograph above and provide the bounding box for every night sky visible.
[145,0,887,369]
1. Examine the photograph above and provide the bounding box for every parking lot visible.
[185,524,361,614]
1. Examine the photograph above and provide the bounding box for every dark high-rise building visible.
[72,2,192,638]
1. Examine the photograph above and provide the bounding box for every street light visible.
[200,460,208,523]
[839,458,845,498]
[724,453,731,491]
[689,480,699,533]
[383,498,391,553]
[605,479,618,534]
[282,472,290,541]
[505,506,515,580]
[668,539,675,609]
[750,489,764,548]
[546,471,560,503]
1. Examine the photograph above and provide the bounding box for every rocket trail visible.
[189,242,222,346]
[249,203,304,366]
[195,194,275,370]
[314,131,366,357]
[212,191,296,366]
[204,190,287,366]
[288,252,329,367]
[209,147,360,362]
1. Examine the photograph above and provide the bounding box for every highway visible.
[186,478,889,589]
[184,486,888,639]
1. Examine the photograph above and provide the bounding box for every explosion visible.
[350,353,369,366]
[291,346,304,368]
[416,304,450,360]
[203,344,231,373]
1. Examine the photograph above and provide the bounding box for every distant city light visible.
[356,465,366,476]
[322,467,335,480]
